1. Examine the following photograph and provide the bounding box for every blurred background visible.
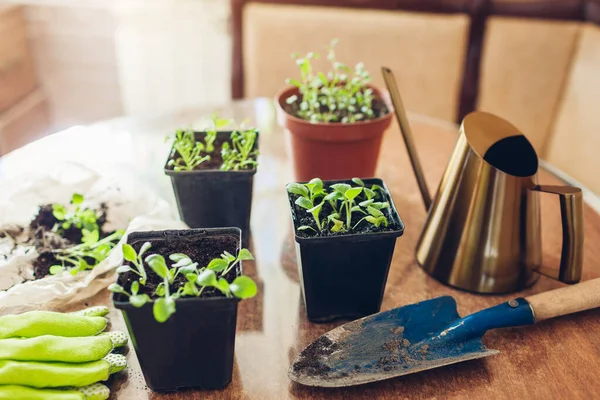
[1,0,599,191]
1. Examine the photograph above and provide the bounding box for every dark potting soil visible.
[292,336,340,378]
[166,133,257,172]
[284,96,389,122]
[116,235,240,301]
[28,203,110,279]
[289,185,402,239]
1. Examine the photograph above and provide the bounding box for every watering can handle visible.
[529,185,584,285]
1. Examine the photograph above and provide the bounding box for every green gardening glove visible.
[0,306,127,396]
[0,383,110,400]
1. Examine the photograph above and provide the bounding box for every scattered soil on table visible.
[116,234,240,300]
[284,95,389,122]
[0,202,111,280]
[165,132,258,172]
[289,180,402,238]
[292,336,340,378]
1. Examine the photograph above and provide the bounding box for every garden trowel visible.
[289,278,600,387]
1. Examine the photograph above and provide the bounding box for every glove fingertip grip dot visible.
[105,331,128,349]
[79,383,110,400]
[104,354,127,374]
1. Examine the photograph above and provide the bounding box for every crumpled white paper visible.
[0,162,185,315]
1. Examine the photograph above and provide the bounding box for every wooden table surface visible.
[3,99,600,399]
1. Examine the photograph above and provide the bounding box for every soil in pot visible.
[287,178,404,322]
[164,131,258,247]
[113,229,247,392]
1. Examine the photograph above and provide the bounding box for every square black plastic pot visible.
[112,228,242,392]
[164,131,258,247]
[288,178,404,323]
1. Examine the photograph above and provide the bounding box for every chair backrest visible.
[242,3,470,122]
[546,24,600,193]
[476,17,581,155]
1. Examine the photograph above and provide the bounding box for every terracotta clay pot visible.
[275,86,393,181]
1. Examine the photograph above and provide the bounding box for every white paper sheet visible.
[0,162,185,315]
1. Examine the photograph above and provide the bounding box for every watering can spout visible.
[381,67,432,211]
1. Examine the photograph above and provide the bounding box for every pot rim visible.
[164,130,259,175]
[286,177,405,243]
[275,85,393,127]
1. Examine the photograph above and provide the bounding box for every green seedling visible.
[50,229,124,276]
[285,39,379,124]
[288,177,392,235]
[51,193,101,236]
[110,246,257,323]
[221,127,259,171]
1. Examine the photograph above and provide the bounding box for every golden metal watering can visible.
[382,68,584,294]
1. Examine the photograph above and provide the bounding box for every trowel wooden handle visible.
[526,278,600,321]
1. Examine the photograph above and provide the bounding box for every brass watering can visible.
[382,68,584,294]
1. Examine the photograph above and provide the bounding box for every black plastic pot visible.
[288,178,404,322]
[112,228,242,392]
[164,131,258,247]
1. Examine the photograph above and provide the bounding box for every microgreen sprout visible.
[287,177,392,235]
[110,246,257,323]
[51,193,100,235]
[49,229,124,275]
[285,39,386,124]
[167,115,258,172]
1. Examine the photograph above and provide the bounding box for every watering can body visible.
[415,112,584,294]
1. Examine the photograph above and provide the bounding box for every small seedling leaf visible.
[145,254,169,279]
[352,177,365,186]
[345,187,363,201]
[122,244,137,262]
[330,183,351,194]
[286,183,309,197]
[367,206,384,218]
[295,197,313,210]
[237,248,254,261]
[131,280,139,295]
[153,297,176,323]
[230,276,258,299]
[139,242,152,257]
[71,193,84,205]
[216,278,230,295]
[130,294,149,308]
[207,258,228,272]
[169,253,189,262]
[197,269,218,287]
[116,265,132,274]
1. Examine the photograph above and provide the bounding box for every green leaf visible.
[371,201,390,210]
[178,265,197,275]
[71,193,84,205]
[185,273,198,283]
[169,253,188,262]
[182,281,198,296]
[367,206,384,217]
[295,196,313,210]
[155,283,166,297]
[122,244,137,262]
[138,242,152,257]
[145,254,169,279]
[131,280,140,295]
[52,204,67,220]
[108,283,127,295]
[197,269,218,287]
[207,258,228,272]
[222,251,236,263]
[324,191,343,201]
[153,297,176,323]
[116,265,132,274]
[286,183,309,197]
[351,205,366,214]
[330,183,351,194]
[330,219,344,232]
[82,229,99,246]
[130,294,149,308]
[237,248,254,261]
[352,177,365,186]
[216,278,230,295]
[365,215,379,225]
[49,265,64,275]
[327,213,341,222]
[298,226,316,232]
[359,199,374,207]
[307,178,323,191]
[172,257,192,268]
[345,187,363,201]
[230,276,257,299]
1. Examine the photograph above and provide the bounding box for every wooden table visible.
[2,99,600,400]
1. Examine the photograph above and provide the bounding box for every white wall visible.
[9,0,232,130]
